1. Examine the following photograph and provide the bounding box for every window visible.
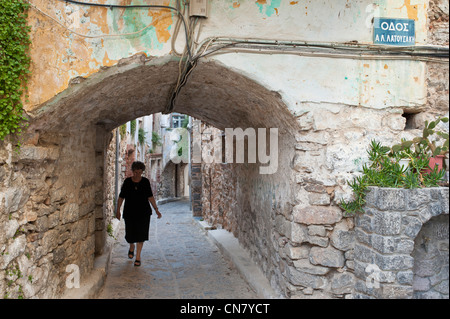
[172,113,186,128]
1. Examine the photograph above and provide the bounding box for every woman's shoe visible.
[128,250,134,259]
[134,260,141,267]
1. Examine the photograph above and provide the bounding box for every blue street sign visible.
[374,18,415,46]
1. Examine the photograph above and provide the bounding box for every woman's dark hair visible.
[131,161,146,171]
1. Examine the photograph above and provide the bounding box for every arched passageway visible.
[23,56,299,297]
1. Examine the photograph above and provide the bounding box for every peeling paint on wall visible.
[400,0,419,20]
[256,0,282,17]
[25,0,431,113]
[26,0,174,111]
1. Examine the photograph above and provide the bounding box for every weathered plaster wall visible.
[25,0,431,113]
[26,0,174,109]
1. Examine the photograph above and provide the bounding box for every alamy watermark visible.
[66,264,80,289]
[365,264,381,289]
[171,127,279,175]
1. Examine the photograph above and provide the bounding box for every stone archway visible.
[354,187,449,299]
[13,55,298,298]
[412,214,449,299]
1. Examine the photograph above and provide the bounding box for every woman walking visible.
[116,161,162,266]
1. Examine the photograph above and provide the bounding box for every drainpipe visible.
[188,116,193,211]
[115,128,120,211]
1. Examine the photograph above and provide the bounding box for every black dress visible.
[119,177,153,243]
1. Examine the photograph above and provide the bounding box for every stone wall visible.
[425,0,449,125]
[0,126,107,298]
[198,121,359,299]
[354,187,449,299]
[428,0,449,46]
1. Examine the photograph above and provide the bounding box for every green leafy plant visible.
[130,120,137,137]
[0,0,31,141]
[422,166,446,187]
[107,223,116,240]
[340,139,447,216]
[119,124,127,139]
[151,131,162,148]
[392,117,449,157]
[138,128,147,145]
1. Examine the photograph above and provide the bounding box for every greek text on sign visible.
[374,18,415,46]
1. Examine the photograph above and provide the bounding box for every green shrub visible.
[340,139,446,216]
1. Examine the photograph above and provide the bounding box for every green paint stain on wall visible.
[256,0,282,17]
[106,0,167,59]
[266,0,281,17]
[256,2,264,13]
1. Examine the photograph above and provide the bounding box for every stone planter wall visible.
[354,187,449,299]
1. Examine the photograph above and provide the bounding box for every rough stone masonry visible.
[354,187,449,299]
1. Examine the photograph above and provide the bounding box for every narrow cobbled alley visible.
[97,200,257,299]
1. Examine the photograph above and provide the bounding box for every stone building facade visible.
[0,0,448,299]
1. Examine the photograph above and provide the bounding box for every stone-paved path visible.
[97,199,258,299]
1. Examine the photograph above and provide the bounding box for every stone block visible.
[418,206,433,224]
[405,189,431,211]
[308,193,331,206]
[287,266,327,289]
[2,187,30,214]
[364,187,378,208]
[375,253,414,271]
[26,209,38,223]
[285,245,309,260]
[330,272,355,295]
[304,183,327,194]
[18,146,59,162]
[309,246,345,268]
[354,244,376,264]
[4,219,20,240]
[440,188,449,215]
[355,214,373,233]
[35,215,49,233]
[397,271,414,285]
[61,203,79,225]
[41,229,59,254]
[414,258,441,277]
[373,211,402,236]
[430,201,444,217]
[355,228,371,246]
[354,278,382,298]
[293,259,330,275]
[403,216,423,238]
[413,276,431,292]
[275,215,291,237]
[434,280,449,295]
[306,235,329,247]
[289,222,308,244]
[382,285,413,299]
[293,205,342,225]
[53,246,66,264]
[0,235,26,270]
[430,265,449,286]
[371,234,396,254]
[396,238,415,255]
[376,188,406,211]
[308,225,327,236]
[330,229,355,251]
[414,290,444,299]
[72,219,89,243]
